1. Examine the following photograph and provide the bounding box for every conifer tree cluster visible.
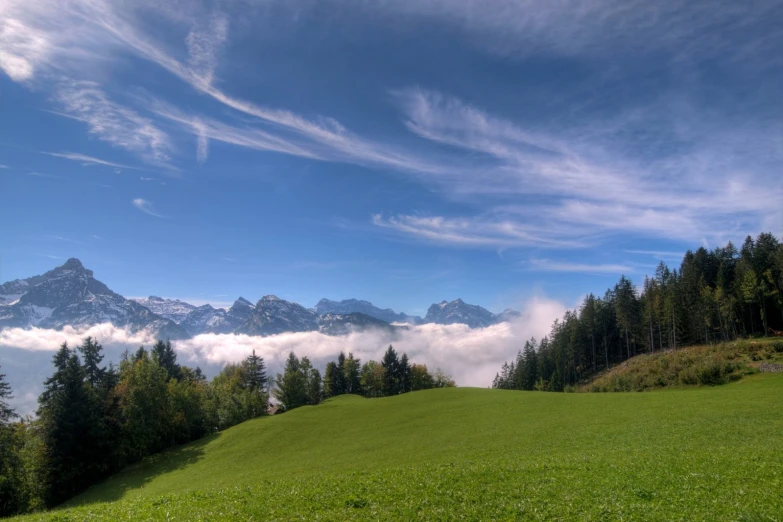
[0,339,270,515]
[494,233,783,391]
[275,345,454,410]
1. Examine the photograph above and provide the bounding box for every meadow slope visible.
[16,374,783,521]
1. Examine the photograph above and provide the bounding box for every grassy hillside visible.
[582,338,783,392]
[16,374,783,521]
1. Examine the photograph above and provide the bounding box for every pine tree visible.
[273,352,308,411]
[79,337,106,389]
[37,346,104,506]
[152,340,180,381]
[242,350,268,416]
[323,361,337,399]
[381,345,400,395]
[521,339,539,390]
[333,352,347,396]
[0,365,15,425]
[344,353,361,395]
[243,350,267,395]
[397,353,411,393]
[300,357,322,405]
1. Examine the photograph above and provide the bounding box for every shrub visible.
[695,359,730,386]
[678,368,698,386]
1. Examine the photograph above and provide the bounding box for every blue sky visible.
[1,0,781,315]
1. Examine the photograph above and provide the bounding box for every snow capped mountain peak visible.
[132,296,197,323]
[314,298,420,325]
[2,260,521,339]
[424,298,499,328]
[236,295,318,336]
[0,260,187,339]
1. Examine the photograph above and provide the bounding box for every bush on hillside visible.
[582,340,778,392]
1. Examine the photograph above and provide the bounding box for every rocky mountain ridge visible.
[1,259,520,338]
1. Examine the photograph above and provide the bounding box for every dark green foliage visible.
[381,345,400,395]
[151,340,180,381]
[397,353,411,393]
[37,344,105,506]
[8,340,432,515]
[273,353,309,411]
[495,233,783,392]
[0,369,24,516]
[323,361,337,399]
[243,350,267,395]
[409,364,434,391]
[0,365,15,425]
[343,353,361,395]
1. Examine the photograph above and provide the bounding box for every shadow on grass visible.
[65,432,221,507]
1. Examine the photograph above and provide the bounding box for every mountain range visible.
[0,259,519,339]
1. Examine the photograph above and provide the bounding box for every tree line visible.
[493,233,783,392]
[274,345,455,409]
[0,340,451,516]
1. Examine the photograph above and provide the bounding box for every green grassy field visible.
[16,372,783,521]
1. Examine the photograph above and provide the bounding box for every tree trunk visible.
[625,328,630,360]
[649,313,654,352]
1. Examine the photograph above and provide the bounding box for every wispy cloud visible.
[185,13,229,89]
[43,151,138,170]
[43,234,83,244]
[2,0,780,250]
[25,171,57,178]
[192,118,209,163]
[379,88,783,246]
[367,0,783,68]
[528,259,632,274]
[0,165,8,169]
[131,198,165,218]
[625,250,685,260]
[372,214,584,249]
[54,81,173,167]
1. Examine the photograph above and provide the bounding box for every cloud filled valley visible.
[1,296,565,416]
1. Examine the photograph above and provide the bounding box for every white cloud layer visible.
[0,296,566,414]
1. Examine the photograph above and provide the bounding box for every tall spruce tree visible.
[381,345,400,395]
[243,350,267,395]
[79,337,106,389]
[273,352,308,411]
[152,340,180,381]
[0,365,15,425]
[37,345,104,506]
[323,361,337,398]
[397,353,411,393]
[344,353,361,394]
